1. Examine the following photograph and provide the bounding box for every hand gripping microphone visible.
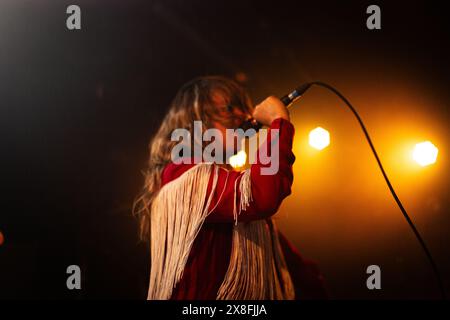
[240,83,312,131]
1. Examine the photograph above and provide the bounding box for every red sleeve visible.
[161,117,295,223]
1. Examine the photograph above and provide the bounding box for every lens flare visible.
[412,141,438,166]
[229,150,247,169]
[309,127,330,150]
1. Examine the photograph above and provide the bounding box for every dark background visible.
[0,0,449,299]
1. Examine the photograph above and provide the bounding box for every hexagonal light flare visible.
[309,127,330,150]
[412,141,438,166]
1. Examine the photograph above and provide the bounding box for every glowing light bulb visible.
[309,127,330,150]
[229,150,247,169]
[413,141,438,166]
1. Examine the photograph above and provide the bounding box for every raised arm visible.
[161,116,295,223]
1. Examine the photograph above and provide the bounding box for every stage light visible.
[309,127,330,150]
[412,141,438,166]
[229,150,247,169]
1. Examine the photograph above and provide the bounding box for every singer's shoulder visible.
[161,158,214,186]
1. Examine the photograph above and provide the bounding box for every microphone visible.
[240,83,312,131]
[280,83,312,107]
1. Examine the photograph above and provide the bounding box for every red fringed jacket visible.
[161,118,328,299]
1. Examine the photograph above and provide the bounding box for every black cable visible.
[298,81,446,299]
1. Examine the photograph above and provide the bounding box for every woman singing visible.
[133,76,327,300]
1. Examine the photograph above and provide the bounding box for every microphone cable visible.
[282,81,446,299]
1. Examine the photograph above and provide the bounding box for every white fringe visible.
[217,168,295,300]
[232,168,253,224]
[147,164,295,300]
[147,163,218,300]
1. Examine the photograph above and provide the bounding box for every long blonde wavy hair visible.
[133,76,254,242]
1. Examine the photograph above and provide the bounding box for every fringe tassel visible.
[217,168,295,300]
[147,163,218,300]
[232,168,253,224]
